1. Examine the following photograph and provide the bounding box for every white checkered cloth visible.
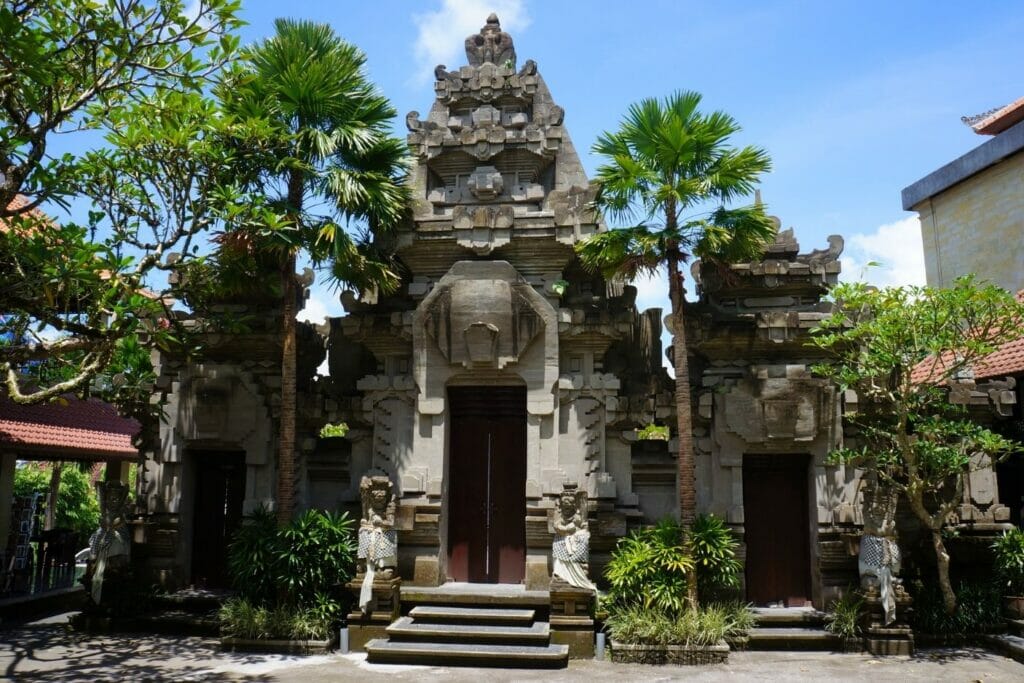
[358,528,397,611]
[552,530,596,591]
[859,534,901,625]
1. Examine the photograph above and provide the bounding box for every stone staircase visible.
[365,585,568,668]
[747,606,840,651]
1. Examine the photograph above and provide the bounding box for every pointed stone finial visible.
[465,14,516,68]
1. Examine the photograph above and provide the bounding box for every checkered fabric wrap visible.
[358,528,397,562]
[552,530,589,563]
[859,534,899,572]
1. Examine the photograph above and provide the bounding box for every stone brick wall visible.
[915,150,1024,293]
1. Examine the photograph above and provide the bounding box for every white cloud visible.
[297,285,345,376]
[840,215,927,288]
[411,0,530,85]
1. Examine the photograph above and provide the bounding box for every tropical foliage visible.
[219,594,338,641]
[810,276,1024,613]
[14,463,100,541]
[910,578,1004,635]
[824,591,864,640]
[1,0,246,404]
[604,601,752,647]
[577,91,774,608]
[993,528,1024,595]
[216,19,409,523]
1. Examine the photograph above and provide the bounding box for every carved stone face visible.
[559,493,576,515]
[370,486,388,512]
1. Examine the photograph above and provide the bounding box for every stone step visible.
[748,627,840,650]
[365,638,569,668]
[387,616,549,644]
[1007,618,1024,638]
[408,605,536,624]
[983,633,1024,665]
[401,584,549,609]
[752,607,827,627]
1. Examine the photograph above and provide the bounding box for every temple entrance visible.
[446,386,526,583]
[743,454,811,606]
[190,450,245,587]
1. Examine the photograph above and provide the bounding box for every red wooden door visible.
[742,454,811,606]
[447,387,526,583]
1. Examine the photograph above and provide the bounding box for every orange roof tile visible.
[0,394,140,460]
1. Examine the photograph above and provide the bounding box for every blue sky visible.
[244,0,1023,324]
[40,1,1024,339]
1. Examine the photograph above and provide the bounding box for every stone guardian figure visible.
[858,472,902,624]
[87,481,131,605]
[357,472,397,611]
[552,483,596,591]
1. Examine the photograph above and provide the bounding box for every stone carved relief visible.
[551,483,596,591]
[423,276,544,369]
[88,482,131,605]
[722,375,833,445]
[558,372,622,498]
[356,375,416,476]
[465,14,516,68]
[357,471,398,610]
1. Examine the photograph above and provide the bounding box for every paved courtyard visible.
[2,613,1024,682]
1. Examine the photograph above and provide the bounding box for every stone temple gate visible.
[132,16,1014,624]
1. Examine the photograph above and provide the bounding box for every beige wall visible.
[915,151,1024,293]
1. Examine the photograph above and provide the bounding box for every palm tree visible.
[220,19,409,524]
[576,91,773,608]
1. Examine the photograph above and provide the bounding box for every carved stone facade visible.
[132,16,1020,614]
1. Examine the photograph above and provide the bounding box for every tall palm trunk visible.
[666,206,699,610]
[276,170,303,525]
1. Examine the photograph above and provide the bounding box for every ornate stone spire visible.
[465,13,516,68]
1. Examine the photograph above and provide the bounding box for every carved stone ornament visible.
[551,482,596,591]
[858,472,903,625]
[465,13,516,68]
[357,471,398,611]
[88,481,131,605]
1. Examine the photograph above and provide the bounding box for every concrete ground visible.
[2,613,1024,682]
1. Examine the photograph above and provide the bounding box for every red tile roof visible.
[964,96,1024,136]
[0,194,51,234]
[911,291,1024,383]
[0,393,140,460]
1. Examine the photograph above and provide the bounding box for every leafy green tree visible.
[1,1,245,404]
[576,91,774,608]
[14,462,100,541]
[218,19,408,523]
[811,277,1024,614]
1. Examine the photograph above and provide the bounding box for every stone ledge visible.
[220,637,332,654]
[609,639,729,665]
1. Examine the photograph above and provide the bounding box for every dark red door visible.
[447,387,526,583]
[191,451,246,587]
[743,454,811,606]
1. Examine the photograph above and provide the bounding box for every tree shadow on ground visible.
[910,646,1008,666]
[0,621,275,682]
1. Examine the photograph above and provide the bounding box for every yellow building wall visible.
[915,150,1024,293]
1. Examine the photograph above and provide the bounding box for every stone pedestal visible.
[861,585,914,656]
[549,578,594,658]
[345,576,401,651]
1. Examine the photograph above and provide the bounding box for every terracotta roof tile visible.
[0,195,51,234]
[0,394,140,460]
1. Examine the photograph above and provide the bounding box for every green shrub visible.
[911,579,1003,635]
[992,528,1024,595]
[691,514,742,599]
[226,506,356,609]
[14,463,100,542]
[218,596,338,641]
[824,591,863,639]
[605,519,693,614]
[604,602,752,646]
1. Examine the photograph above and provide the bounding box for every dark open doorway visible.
[743,454,811,606]
[190,450,245,587]
[446,386,526,583]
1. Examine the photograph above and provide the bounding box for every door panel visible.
[743,454,811,606]
[447,387,526,583]
[191,451,245,587]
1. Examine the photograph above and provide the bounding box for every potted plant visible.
[992,528,1024,619]
[824,591,864,652]
[603,517,750,665]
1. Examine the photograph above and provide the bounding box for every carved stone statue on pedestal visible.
[87,481,131,605]
[858,472,903,625]
[552,483,596,591]
[356,472,397,611]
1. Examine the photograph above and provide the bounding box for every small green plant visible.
[319,422,349,439]
[604,602,752,646]
[824,591,863,639]
[605,519,693,614]
[219,596,338,641]
[636,424,669,441]
[992,528,1024,595]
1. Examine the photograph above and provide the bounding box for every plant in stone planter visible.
[824,591,864,650]
[992,528,1024,619]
